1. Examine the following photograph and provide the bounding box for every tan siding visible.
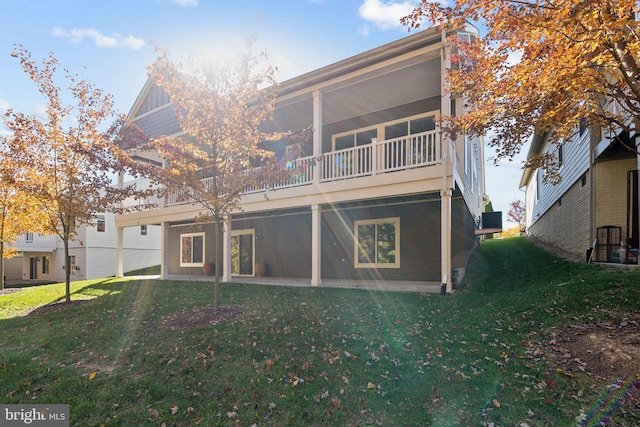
[594,158,636,242]
[529,171,591,257]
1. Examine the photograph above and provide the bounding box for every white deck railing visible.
[124,130,440,209]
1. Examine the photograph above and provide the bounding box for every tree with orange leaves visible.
[147,48,305,309]
[3,47,152,301]
[403,0,640,179]
[0,137,47,290]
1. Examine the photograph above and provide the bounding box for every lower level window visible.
[355,217,400,268]
[42,256,50,274]
[180,232,205,267]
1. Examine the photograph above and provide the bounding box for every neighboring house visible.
[115,26,487,292]
[520,114,639,264]
[7,212,161,282]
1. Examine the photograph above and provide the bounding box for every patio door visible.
[29,257,38,280]
[231,230,255,276]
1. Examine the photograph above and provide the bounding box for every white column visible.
[311,204,321,286]
[440,28,453,294]
[161,222,169,279]
[116,226,124,278]
[441,189,452,293]
[313,90,323,184]
[222,220,232,283]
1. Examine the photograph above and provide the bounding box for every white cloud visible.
[358,0,418,30]
[52,27,145,50]
[0,99,10,113]
[171,0,198,6]
[0,129,12,138]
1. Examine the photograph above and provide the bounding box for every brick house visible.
[520,118,639,264]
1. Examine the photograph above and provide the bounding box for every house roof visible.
[127,23,479,121]
[519,132,548,189]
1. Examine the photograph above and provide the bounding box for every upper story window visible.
[457,32,477,44]
[558,145,563,167]
[334,128,377,151]
[579,118,587,137]
[25,232,34,243]
[331,113,437,152]
[140,225,148,236]
[385,116,435,140]
[96,214,106,232]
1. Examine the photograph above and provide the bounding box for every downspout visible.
[589,125,597,261]
[636,118,640,262]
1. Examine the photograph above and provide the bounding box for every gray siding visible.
[452,197,478,269]
[138,85,171,116]
[234,212,312,278]
[320,198,441,281]
[134,106,181,138]
[528,130,591,227]
[167,223,218,276]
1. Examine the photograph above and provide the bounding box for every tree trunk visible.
[213,218,221,309]
[64,237,71,302]
[0,242,4,291]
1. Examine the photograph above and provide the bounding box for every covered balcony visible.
[122,128,442,212]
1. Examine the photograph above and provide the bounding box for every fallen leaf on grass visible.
[89,372,97,380]
[556,368,574,377]
[456,370,470,379]
[170,405,179,415]
[331,397,341,409]
[493,399,501,408]
[367,382,376,389]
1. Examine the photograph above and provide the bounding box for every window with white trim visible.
[180,232,205,267]
[355,217,400,268]
[69,255,76,276]
[333,128,378,151]
[96,214,106,232]
[331,113,438,151]
[140,225,148,236]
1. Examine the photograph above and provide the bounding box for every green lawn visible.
[1,237,638,426]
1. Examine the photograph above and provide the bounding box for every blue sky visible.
[0,0,525,226]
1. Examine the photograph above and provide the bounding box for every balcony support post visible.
[313,90,323,184]
[222,219,232,283]
[161,222,169,279]
[440,189,452,294]
[311,204,321,287]
[116,226,124,278]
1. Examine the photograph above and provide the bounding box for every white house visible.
[7,211,161,283]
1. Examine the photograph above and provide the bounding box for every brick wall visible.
[529,171,591,258]
[529,158,637,261]
[594,158,636,242]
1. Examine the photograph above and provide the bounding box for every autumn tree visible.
[402,0,640,178]
[147,48,302,309]
[3,47,151,301]
[0,138,47,290]
[507,199,525,227]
